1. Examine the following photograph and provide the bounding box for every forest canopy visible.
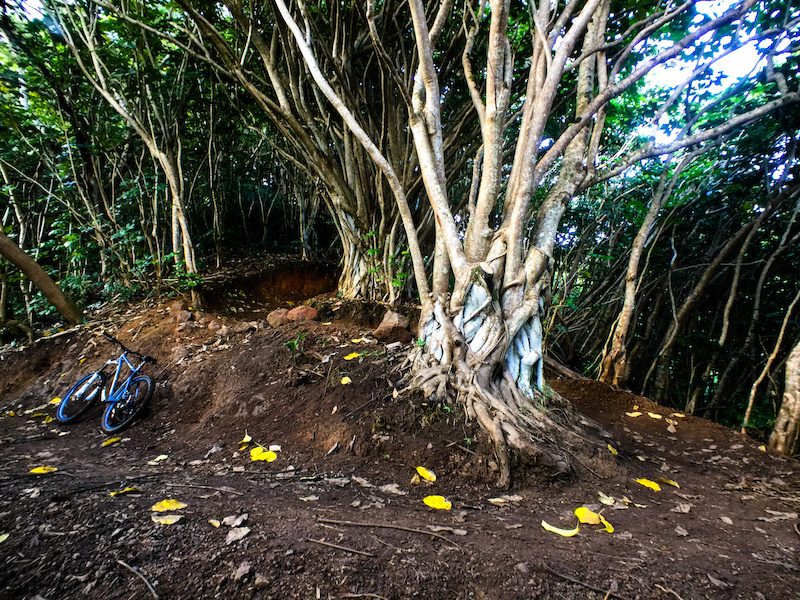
[1,0,799,473]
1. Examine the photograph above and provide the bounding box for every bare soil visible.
[1,259,798,600]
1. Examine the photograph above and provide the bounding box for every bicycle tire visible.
[56,373,105,423]
[101,376,153,433]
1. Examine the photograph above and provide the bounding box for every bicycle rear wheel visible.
[57,373,105,423]
[101,376,153,433]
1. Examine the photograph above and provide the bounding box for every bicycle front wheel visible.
[57,373,104,423]
[101,376,153,433]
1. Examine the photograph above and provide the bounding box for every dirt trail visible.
[1,262,798,600]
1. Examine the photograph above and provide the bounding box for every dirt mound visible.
[1,292,799,599]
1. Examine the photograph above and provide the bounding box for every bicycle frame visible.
[99,351,147,404]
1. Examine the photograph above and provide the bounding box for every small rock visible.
[208,320,222,331]
[218,325,230,336]
[254,573,269,588]
[177,310,193,323]
[170,346,191,361]
[177,321,196,332]
[232,321,257,334]
[515,562,530,575]
[194,311,207,322]
[233,561,251,581]
[287,306,319,321]
[373,310,412,343]
[267,309,290,327]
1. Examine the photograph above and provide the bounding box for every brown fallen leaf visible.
[226,527,250,544]
[707,574,729,589]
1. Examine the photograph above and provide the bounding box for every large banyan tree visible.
[268,0,797,485]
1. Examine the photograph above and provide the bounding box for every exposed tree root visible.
[407,284,612,488]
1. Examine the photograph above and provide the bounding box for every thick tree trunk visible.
[0,229,83,326]
[770,338,800,456]
[414,275,609,488]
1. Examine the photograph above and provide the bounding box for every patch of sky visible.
[638,0,793,146]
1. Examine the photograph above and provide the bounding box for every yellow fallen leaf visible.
[147,454,168,465]
[30,412,47,418]
[350,338,363,344]
[240,432,252,444]
[575,506,601,525]
[599,514,614,533]
[607,444,618,456]
[410,474,421,484]
[109,486,141,497]
[344,352,361,360]
[0,533,8,544]
[250,447,277,462]
[636,478,662,491]
[625,411,642,417]
[670,412,685,418]
[423,495,451,510]
[759,445,766,452]
[416,466,436,482]
[50,397,61,405]
[322,322,332,325]
[541,520,579,537]
[151,514,183,525]
[79,358,86,364]
[30,466,57,474]
[101,437,121,447]
[209,519,221,528]
[656,477,680,489]
[647,412,662,419]
[636,455,646,461]
[43,415,53,424]
[340,376,352,385]
[150,499,187,512]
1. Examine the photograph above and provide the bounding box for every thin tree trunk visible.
[742,287,800,433]
[600,153,694,387]
[0,228,83,325]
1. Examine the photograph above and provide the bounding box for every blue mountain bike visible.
[56,331,156,433]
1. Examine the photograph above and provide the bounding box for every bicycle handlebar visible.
[102,330,157,364]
